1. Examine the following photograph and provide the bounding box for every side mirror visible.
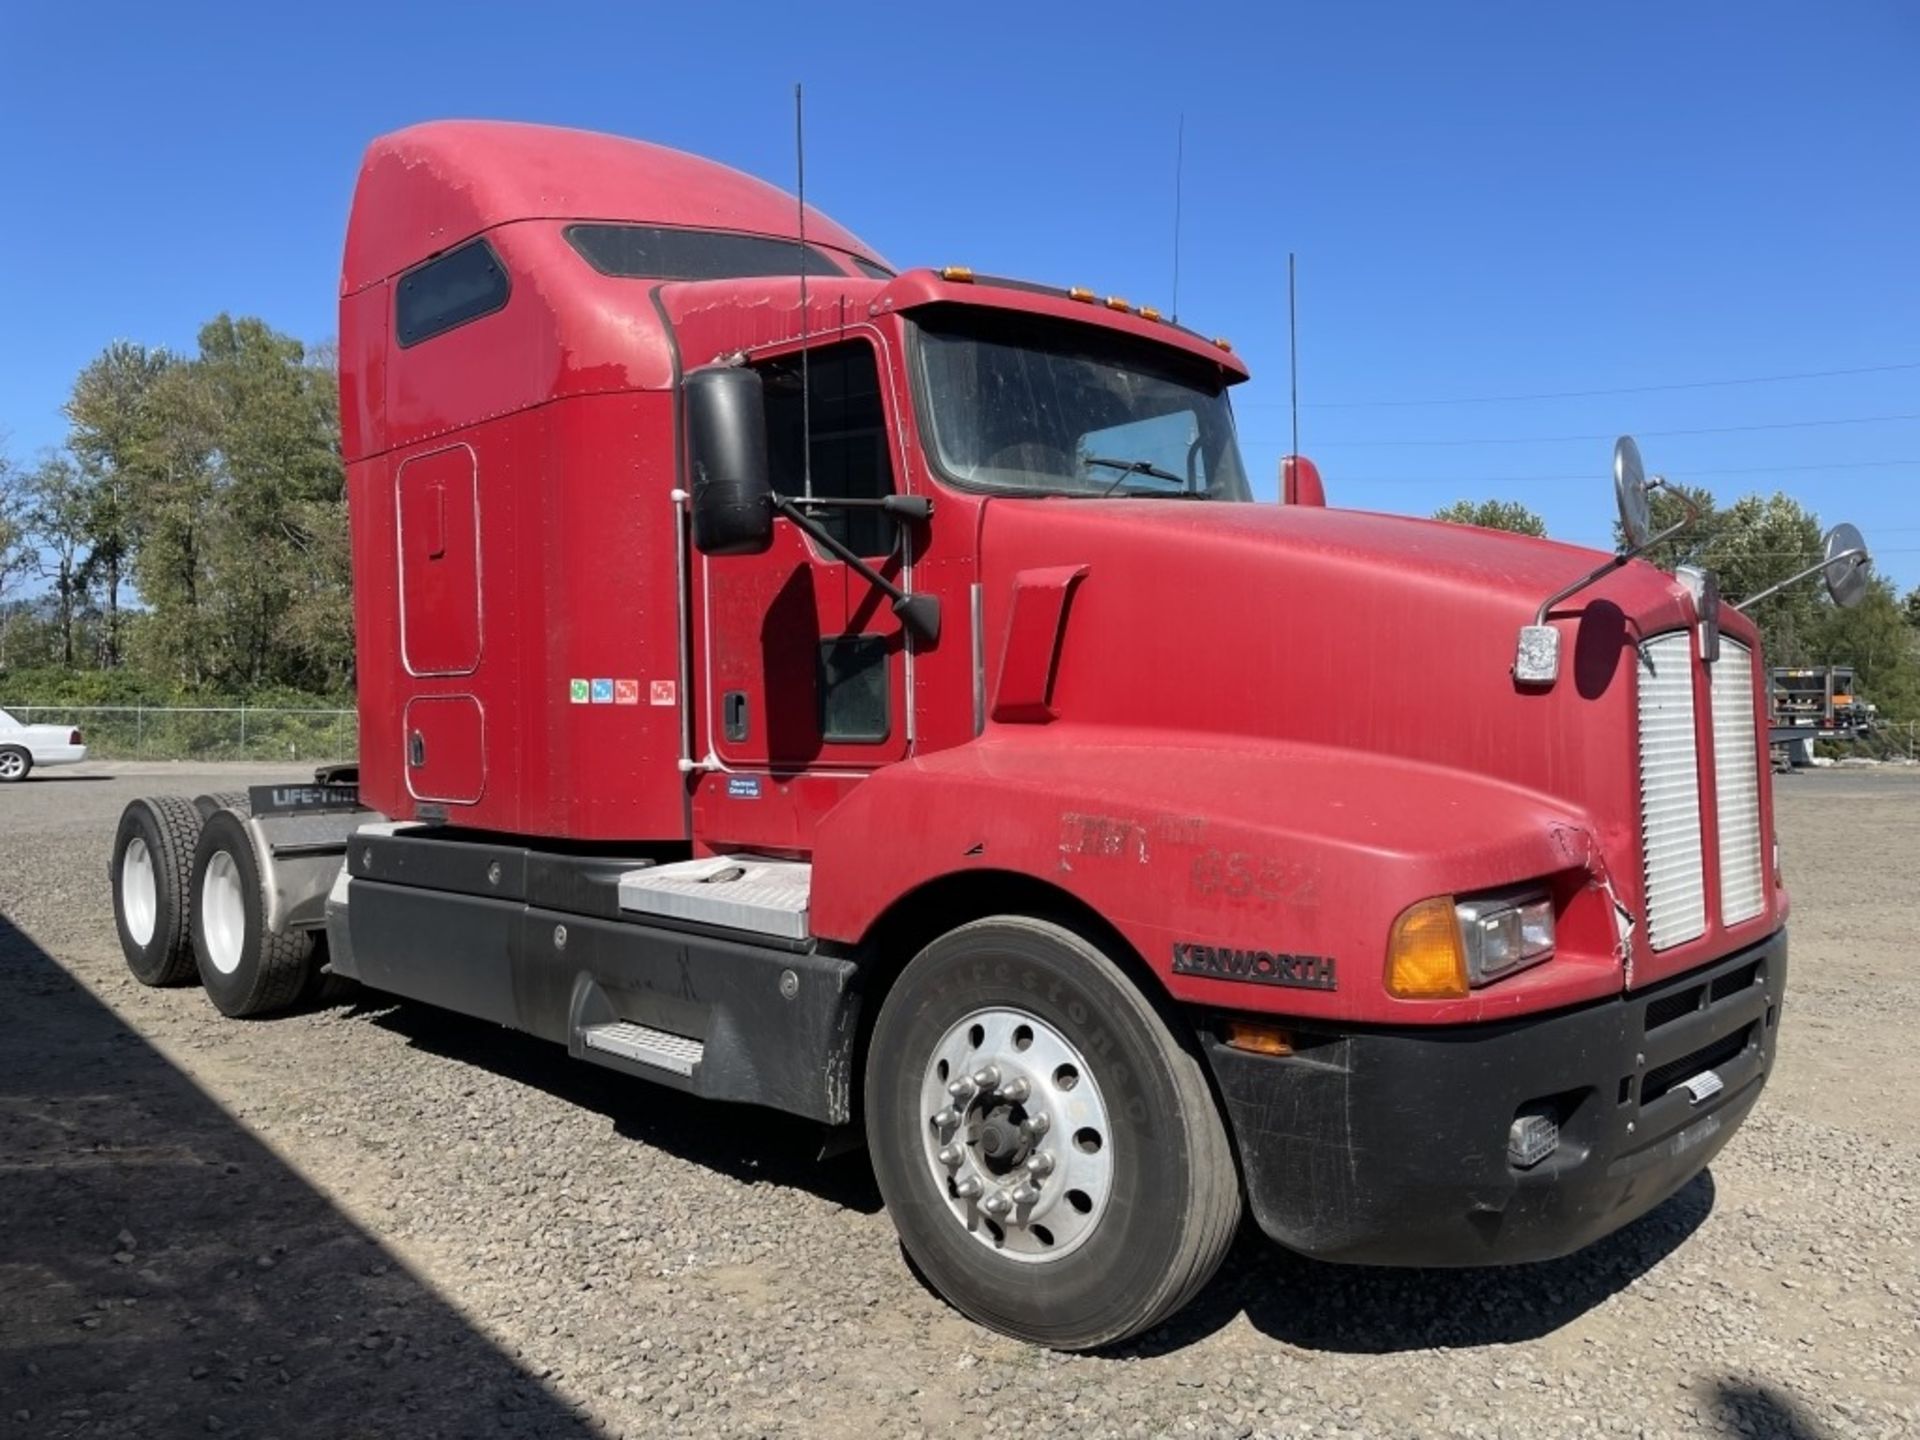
[1823,522,1871,608]
[1613,436,1651,551]
[686,367,773,556]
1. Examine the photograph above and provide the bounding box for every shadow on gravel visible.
[1709,1380,1831,1439]
[14,773,113,783]
[362,999,886,1215]
[0,913,604,1439]
[1115,1169,1716,1358]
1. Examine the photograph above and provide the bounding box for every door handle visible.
[723,691,749,743]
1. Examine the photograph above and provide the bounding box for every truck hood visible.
[973,497,1768,990]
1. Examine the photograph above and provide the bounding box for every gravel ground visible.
[3,761,1917,1439]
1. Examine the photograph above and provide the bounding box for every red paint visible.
[341,120,1783,1030]
[990,566,1088,723]
[1281,455,1325,506]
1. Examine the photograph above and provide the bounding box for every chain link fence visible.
[1,704,357,763]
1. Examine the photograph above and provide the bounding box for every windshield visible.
[911,309,1251,501]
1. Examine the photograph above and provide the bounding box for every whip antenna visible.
[1288,251,1300,461]
[1171,113,1185,324]
[795,82,812,501]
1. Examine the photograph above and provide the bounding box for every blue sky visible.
[3,2,1915,589]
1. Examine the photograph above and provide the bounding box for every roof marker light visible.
[1212,336,1234,352]
[1068,286,1095,303]
[1138,305,1162,322]
[1105,296,1131,313]
[940,265,975,282]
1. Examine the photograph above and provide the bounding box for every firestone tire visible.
[112,796,206,987]
[189,809,314,1018]
[865,916,1241,1351]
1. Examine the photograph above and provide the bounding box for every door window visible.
[758,343,896,558]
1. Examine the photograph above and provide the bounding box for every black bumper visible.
[1204,931,1785,1266]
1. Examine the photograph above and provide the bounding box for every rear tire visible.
[112,796,206,986]
[865,916,1241,1350]
[189,809,314,1018]
[0,746,31,783]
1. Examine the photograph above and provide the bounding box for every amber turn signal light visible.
[1224,1020,1294,1057]
[939,265,975,283]
[1386,896,1469,999]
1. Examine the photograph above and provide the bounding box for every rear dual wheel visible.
[866,917,1241,1351]
[189,809,316,1018]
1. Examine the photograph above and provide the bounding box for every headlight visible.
[1454,887,1555,985]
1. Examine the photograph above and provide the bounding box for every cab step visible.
[615,854,811,939]
[580,1020,705,1077]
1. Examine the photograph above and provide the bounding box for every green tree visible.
[125,360,221,684]
[24,455,95,668]
[0,448,39,668]
[1433,498,1548,537]
[65,341,171,666]
[1904,585,1920,629]
[192,315,349,689]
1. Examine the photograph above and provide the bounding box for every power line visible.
[1253,360,1920,410]
[1269,412,1920,449]
[1343,458,1920,486]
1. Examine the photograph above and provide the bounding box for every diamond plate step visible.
[616,854,811,939]
[581,1021,705,1077]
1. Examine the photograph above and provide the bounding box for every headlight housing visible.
[1454,887,1555,986]
[1386,886,1556,999]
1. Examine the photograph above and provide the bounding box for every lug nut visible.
[947,1079,975,1099]
[954,1176,983,1199]
[1010,1184,1040,1207]
[933,1107,960,1129]
[982,1192,1012,1218]
[938,1144,963,1169]
[998,1076,1031,1104]
[1024,1153,1055,1179]
[972,1066,1001,1089]
[1021,1114,1050,1139]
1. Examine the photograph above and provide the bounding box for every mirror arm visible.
[1732,547,1866,613]
[1533,508,1695,627]
[769,492,941,642]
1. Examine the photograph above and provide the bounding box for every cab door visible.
[694,337,910,851]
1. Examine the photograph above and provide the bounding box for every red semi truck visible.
[110,120,1800,1349]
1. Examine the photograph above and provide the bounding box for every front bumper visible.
[1204,930,1784,1266]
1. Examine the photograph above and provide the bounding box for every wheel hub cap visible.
[201,850,246,976]
[122,838,158,947]
[920,1007,1114,1262]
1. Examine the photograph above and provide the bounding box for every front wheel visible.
[865,917,1241,1350]
[0,746,30,782]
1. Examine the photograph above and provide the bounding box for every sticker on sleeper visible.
[569,679,590,704]
[590,678,614,704]
[727,775,763,799]
[649,680,677,706]
[613,679,640,705]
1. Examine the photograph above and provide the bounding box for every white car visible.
[0,708,88,782]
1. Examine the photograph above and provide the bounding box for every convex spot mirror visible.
[1613,436,1652,552]
[1823,522,1871,608]
[687,366,774,556]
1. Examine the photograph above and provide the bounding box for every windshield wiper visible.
[1082,454,1190,496]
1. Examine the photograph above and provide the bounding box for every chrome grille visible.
[1712,638,1766,926]
[1638,632,1706,950]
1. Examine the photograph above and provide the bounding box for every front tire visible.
[189,809,314,1018]
[0,746,30,782]
[865,917,1241,1350]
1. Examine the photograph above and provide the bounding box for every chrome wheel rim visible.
[122,838,158,947]
[201,850,247,976]
[920,1006,1114,1262]
[0,752,24,780]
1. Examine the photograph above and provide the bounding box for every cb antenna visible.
[1288,251,1300,460]
[1170,113,1185,324]
[795,82,812,501]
